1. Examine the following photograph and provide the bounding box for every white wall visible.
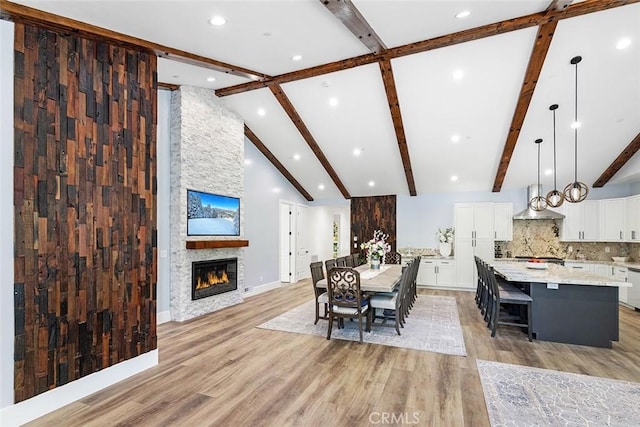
[243,138,307,290]
[0,19,15,411]
[156,90,171,320]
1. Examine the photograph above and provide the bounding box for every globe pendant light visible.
[546,104,565,208]
[529,138,547,211]
[563,55,589,203]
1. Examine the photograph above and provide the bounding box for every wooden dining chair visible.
[326,267,371,343]
[384,251,402,265]
[336,256,347,267]
[369,266,410,335]
[345,255,355,267]
[325,258,337,274]
[310,261,328,324]
[350,253,360,267]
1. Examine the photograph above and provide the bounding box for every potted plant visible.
[436,227,454,257]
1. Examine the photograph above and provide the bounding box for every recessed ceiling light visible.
[172,74,180,78]
[455,10,471,19]
[291,55,302,61]
[318,184,325,190]
[544,168,553,176]
[453,69,464,80]
[353,148,362,156]
[329,97,339,107]
[368,180,375,187]
[273,187,281,193]
[293,153,301,160]
[257,108,266,116]
[244,159,252,165]
[263,32,272,37]
[451,134,461,143]
[616,38,631,50]
[571,121,581,129]
[209,16,227,26]
[206,76,216,82]
[451,175,458,182]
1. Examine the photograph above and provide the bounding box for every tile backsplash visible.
[495,219,638,262]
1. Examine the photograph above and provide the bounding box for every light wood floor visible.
[27,281,640,427]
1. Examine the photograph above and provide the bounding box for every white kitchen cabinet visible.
[560,201,600,241]
[494,202,513,241]
[417,259,455,288]
[613,266,629,304]
[627,269,640,308]
[455,203,494,290]
[564,262,593,273]
[625,195,640,242]
[593,263,612,277]
[600,198,625,241]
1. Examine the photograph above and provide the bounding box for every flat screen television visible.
[187,189,240,236]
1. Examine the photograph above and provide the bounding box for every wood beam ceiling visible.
[244,125,314,201]
[320,0,387,54]
[269,85,351,199]
[0,0,269,81]
[216,0,639,98]
[593,132,640,188]
[378,59,416,196]
[492,20,558,192]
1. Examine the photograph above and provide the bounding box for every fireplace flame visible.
[196,270,229,290]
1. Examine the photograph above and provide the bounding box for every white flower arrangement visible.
[360,229,391,261]
[436,227,454,244]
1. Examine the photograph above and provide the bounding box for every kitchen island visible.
[491,261,631,348]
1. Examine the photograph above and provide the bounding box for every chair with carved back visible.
[310,261,328,324]
[326,267,371,343]
[384,251,402,265]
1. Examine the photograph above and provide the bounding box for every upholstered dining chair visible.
[326,267,371,343]
[384,251,402,265]
[369,265,410,335]
[310,261,328,324]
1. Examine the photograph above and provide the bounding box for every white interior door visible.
[296,205,310,281]
[279,202,293,283]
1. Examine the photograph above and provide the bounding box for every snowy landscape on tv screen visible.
[187,190,240,236]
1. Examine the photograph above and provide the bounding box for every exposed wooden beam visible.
[320,0,387,54]
[593,132,640,188]
[0,0,269,81]
[216,0,639,98]
[244,125,314,201]
[269,85,351,199]
[492,20,558,192]
[378,59,416,196]
[548,0,574,12]
[158,82,180,91]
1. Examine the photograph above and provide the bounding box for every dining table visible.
[316,264,403,293]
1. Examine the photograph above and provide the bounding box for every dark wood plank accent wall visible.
[13,23,157,402]
[350,196,396,254]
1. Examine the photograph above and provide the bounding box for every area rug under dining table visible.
[258,295,466,356]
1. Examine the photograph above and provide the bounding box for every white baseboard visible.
[157,310,172,324]
[244,280,281,297]
[0,350,158,427]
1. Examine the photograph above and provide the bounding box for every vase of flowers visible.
[360,230,391,270]
[436,227,454,257]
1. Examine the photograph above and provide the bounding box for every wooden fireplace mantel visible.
[185,240,249,250]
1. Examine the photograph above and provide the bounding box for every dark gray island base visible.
[491,261,629,348]
[526,282,618,348]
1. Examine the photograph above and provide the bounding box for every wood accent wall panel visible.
[13,23,157,402]
[350,196,396,254]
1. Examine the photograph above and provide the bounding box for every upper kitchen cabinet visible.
[455,203,494,240]
[494,202,513,241]
[600,198,625,242]
[560,200,600,241]
[625,195,640,242]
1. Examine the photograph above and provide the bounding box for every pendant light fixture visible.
[563,55,589,203]
[529,138,547,211]
[546,104,565,208]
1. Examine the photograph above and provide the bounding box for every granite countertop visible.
[497,257,640,270]
[491,260,632,287]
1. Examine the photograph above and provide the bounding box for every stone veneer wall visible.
[169,86,244,322]
[495,220,637,262]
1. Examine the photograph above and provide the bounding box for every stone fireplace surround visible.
[169,86,245,322]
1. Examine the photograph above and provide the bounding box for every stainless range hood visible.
[513,185,565,220]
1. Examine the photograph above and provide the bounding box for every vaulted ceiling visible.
[3,0,640,201]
